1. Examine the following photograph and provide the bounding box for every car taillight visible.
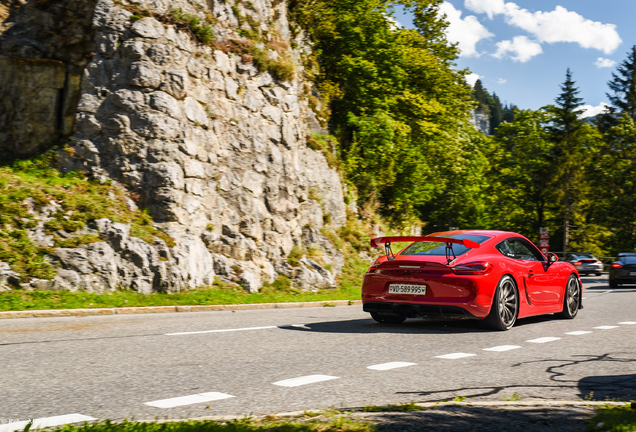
[612,263,623,268]
[596,261,602,265]
[572,262,582,266]
[451,261,493,275]
[368,259,380,272]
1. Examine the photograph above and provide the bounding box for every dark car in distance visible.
[609,253,636,287]
[564,253,603,276]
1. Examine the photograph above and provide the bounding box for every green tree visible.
[489,93,503,134]
[607,46,636,120]
[290,0,483,227]
[547,69,591,253]
[590,115,636,253]
[486,109,557,239]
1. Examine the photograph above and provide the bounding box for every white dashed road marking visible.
[273,375,339,387]
[482,345,521,352]
[166,326,279,336]
[435,353,476,359]
[565,331,592,336]
[619,321,636,325]
[0,414,96,432]
[145,392,235,408]
[367,362,417,370]
[527,337,561,344]
[594,326,618,330]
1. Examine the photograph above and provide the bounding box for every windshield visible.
[401,234,491,256]
[622,256,636,265]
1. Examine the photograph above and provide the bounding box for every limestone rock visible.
[131,17,165,39]
[1,0,348,293]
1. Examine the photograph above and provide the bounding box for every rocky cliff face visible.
[0,0,347,293]
[469,109,490,136]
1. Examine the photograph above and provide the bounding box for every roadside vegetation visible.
[588,404,636,431]
[290,0,636,256]
[41,416,374,432]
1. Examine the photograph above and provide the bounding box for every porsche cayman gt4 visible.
[362,230,582,330]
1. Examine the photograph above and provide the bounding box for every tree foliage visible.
[291,0,484,226]
[290,3,636,255]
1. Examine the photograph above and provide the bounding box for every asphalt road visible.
[1,274,635,427]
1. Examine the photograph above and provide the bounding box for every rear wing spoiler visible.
[370,236,481,249]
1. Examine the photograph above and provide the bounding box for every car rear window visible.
[401,234,491,256]
[622,256,636,265]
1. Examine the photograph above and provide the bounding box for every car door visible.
[506,238,561,306]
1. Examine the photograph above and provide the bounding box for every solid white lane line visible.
[482,345,521,352]
[145,392,234,408]
[166,326,278,336]
[594,326,618,330]
[435,353,476,359]
[527,337,561,343]
[0,414,96,432]
[565,331,592,336]
[619,321,636,325]
[367,362,417,370]
[273,375,339,387]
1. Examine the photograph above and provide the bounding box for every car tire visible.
[609,278,618,288]
[483,275,519,331]
[370,312,406,324]
[556,275,580,319]
[595,273,602,276]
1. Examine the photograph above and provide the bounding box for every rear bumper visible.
[575,265,603,274]
[363,302,479,320]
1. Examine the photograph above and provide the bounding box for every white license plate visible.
[630,272,636,276]
[388,284,427,295]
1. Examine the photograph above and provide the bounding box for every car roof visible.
[618,253,636,256]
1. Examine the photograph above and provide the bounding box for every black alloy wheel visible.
[370,312,406,324]
[483,275,519,331]
[556,275,580,319]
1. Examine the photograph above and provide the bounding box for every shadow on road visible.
[579,373,636,401]
[281,318,487,334]
[356,406,594,432]
[281,313,567,335]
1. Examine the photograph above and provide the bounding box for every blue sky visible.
[393,1,636,116]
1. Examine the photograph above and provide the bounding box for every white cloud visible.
[384,14,403,31]
[497,78,507,84]
[464,0,505,19]
[466,73,481,86]
[494,36,543,62]
[465,1,622,54]
[595,57,616,68]
[439,2,493,57]
[580,102,610,118]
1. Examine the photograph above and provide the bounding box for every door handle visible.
[528,270,535,278]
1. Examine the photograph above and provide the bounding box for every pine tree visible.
[502,104,516,123]
[607,45,636,120]
[489,93,503,134]
[473,79,490,114]
[549,69,587,254]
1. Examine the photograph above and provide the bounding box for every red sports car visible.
[362,230,582,330]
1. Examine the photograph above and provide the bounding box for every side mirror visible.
[547,252,559,263]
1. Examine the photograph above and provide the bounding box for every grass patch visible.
[0,277,363,311]
[0,152,173,282]
[588,404,636,431]
[44,417,374,432]
[307,134,340,169]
